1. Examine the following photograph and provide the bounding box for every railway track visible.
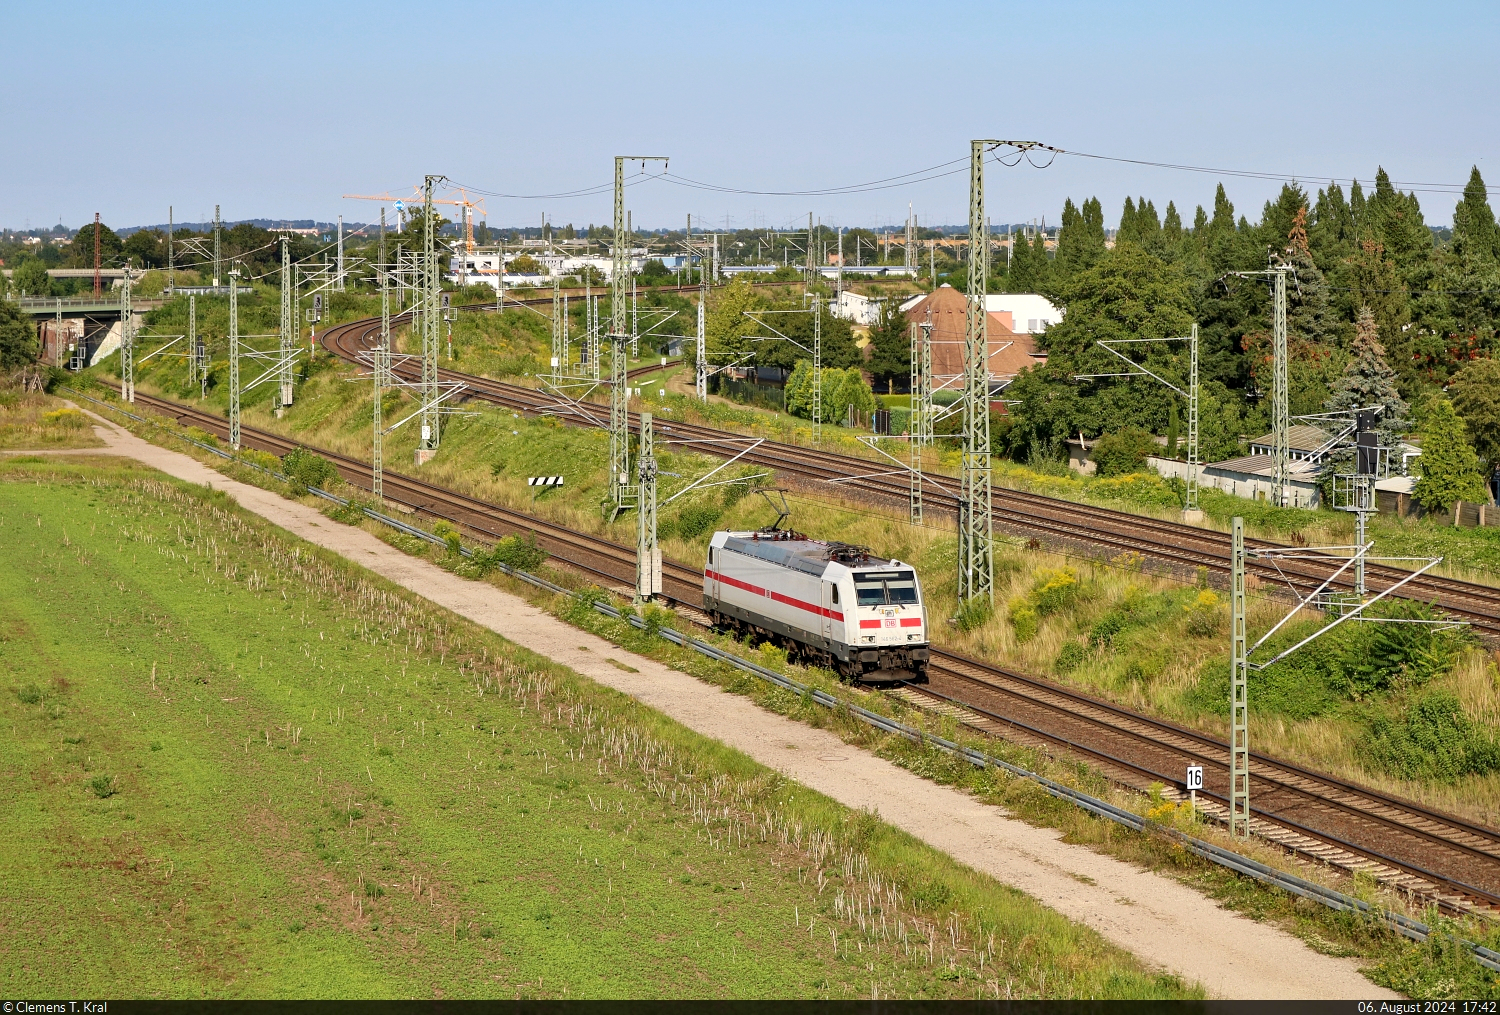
[90,381,1500,915]
[319,310,1500,637]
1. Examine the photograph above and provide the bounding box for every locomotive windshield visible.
[853,571,919,606]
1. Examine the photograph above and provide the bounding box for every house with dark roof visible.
[901,284,1046,390]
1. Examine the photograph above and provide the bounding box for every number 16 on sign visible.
[1186,765,1204,817]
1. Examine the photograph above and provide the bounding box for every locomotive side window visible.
[830,585,839,604]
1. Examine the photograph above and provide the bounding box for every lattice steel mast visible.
[959,141,995,607]
[213,205,222,289]
[1229,517,1249,838]
[120,260,134,403]
[228,266,241,450]
[636,411,660,602]
[278,237,294,412]
[1272,268,1289,507]
[419,175,443,457]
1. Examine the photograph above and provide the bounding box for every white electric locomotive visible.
[704,528,929,683]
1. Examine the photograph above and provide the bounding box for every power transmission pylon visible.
[167,206,175,294]
[120,260,135,403]
[228,266,241,450]
[213,205,223,289]
[278,237,294,412]
[630,272,638,358]
[336,215,345,291]
[636,411,661,602]
[1077,323,1201,519]
[959,140,996,607]
[419,174,443,459]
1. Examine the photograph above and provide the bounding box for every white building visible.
[447,248,694,288]
[897,291,1062,335]
[833,290,884,326]
[982,294,1063,334]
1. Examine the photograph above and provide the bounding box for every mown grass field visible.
[0,457,1192,1000]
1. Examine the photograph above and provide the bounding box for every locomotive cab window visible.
[854,571,918,606]
[830,585,839,604]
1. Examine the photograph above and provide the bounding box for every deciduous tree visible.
[1412,399,1488,511]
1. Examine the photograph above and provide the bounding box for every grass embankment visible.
[0,457,1191,999]
[0,391,102,449]
[82,345,1500,830]
[40,404,1500,998]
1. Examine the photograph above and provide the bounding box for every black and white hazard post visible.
[528,475,563,507]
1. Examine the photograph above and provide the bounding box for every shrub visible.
[1362,692,1500,781]
[1090,427,1159,478]
[674,503,723,541]
[1055,642,1088,673]
[480,532,548,574]
[956,596,993,633]
[281,447,340,491]
[1183,591,1223,637]
[1089,613,1124,647]
[1331,601,1468,698]
[1029,567,1079,616]
[432,520,462,556]
[1005,596,1037,641]
[41,408,87,429]
[89,774,115,799]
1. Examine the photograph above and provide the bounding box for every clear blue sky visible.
[5,1,1497,233]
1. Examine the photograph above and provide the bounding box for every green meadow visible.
[0,457,1191,1000]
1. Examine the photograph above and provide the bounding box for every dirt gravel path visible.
[21,413,1399,1001]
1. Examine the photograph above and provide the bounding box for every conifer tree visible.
[1208,184,1241,272]
[1163,202,1183,244]
[1283,205,1335,348]
[1413,399,1489,511]
[1324,306,1410,448]
[1367,168,1433,269]
[1118,197,1138,245]
[1311,183,1356,269]
[1026,227,1050,289]
[1449,357,1500,478]
[1451,166,1498,262]
[1054,197,1105,277]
